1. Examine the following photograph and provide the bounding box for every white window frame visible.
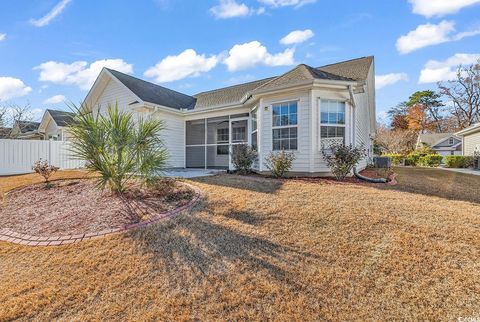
[449,137,454,145]
[319,99,347,151]
[271,100,298,151]
[251,107,258,151]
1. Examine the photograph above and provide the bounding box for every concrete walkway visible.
[163,168,225,178]
[438,167,480,176]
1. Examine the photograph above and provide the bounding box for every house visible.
[416,133,462,157]
[9,121,43,140]
[0,127,11,139]
[38,109,75,141]
[83,56,376,175]
[456,122,480,157]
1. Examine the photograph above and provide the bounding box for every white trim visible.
[317,98,347,151]
[271,100,299,152]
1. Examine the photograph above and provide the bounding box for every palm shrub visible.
[68,104,168,193]
[231,143,257,174]
[264,150,296,178]
[322,143,366,181]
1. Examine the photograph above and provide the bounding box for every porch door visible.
[228,117,249,170]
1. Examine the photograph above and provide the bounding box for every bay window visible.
[272,101,298,150]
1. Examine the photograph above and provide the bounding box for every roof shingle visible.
[106,69,196,110]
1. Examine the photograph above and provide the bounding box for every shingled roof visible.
[16,121,40,133]
[317,56,373,82]
[254,64,354,93]
[193,77,275,109]
[107,69,196,110]
[105,56,373,111]
[47,109,75,127]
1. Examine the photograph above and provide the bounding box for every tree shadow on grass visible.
[191,174,283,194]
[126,210,318,283]
[374,167,480,205]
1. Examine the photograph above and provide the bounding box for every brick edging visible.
[0,182,202,247]
[387,173,398,186]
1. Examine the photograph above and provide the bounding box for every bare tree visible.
[0,103,34,136]
[438,60,480,129]
[375,125,417,154]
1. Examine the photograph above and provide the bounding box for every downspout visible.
[349,85,386,183]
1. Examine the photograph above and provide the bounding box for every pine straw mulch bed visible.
[0,178,195,236]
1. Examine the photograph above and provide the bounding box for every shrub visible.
[383,154,403,166]
[264,150,296,178]
[444,155,474,168]
[32,159,59,184]
[69,104,168,193]
[231,143,257,175]
[417,154,443,167]
[322,143,366,181]
[405,146,437,166]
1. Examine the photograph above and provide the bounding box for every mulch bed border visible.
[0,182,202,247]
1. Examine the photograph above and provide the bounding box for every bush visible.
[444,155,474,168]
[322,143,366,181]
[264,150,296,178]
[69,104,168,193]
[231,143,257,174]
[417,154,443,167]
[405,146,437,166]
[383,154,403,166]
[32,159,59,185]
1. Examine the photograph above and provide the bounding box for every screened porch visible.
[185,113,255,169]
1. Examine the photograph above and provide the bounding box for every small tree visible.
[264,150,296,178]
[231,143,257,174]
[322,143,366,181]
[69,103,168,193]
[32,159,59,185]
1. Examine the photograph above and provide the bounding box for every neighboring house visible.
[83,56,376,175]
[0,127,11,139]
[416,133,462,157]
[9,121,43,140]
[456,122,480,157]
[38,109,75,141]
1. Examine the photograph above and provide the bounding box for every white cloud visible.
[144,49,219,83]
[396,20,480,54]
[210,0,250,18]
[258,0,316,8]
[0,77,32,101]
[43,94,66,104]
[408,0,480,17]
[375,73,409,89]
[419,53,480,83]
[30,0,72,27]
[280,29,314,45]
[223,41,295,71]
[35,59,133,90]
[0,33,6,42]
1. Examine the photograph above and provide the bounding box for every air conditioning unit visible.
[373,156,391,168]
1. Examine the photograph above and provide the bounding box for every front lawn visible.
[0,169,479,320]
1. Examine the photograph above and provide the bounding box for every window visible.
[232,127,246,142]
[449,137,454,145]
[251,108,258,150]
[272,101,298,150]
[216,128,229,155]
[320,100,346,147]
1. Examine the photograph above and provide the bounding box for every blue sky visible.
[0,0,479,122]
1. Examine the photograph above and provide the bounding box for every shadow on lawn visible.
[374,167,480,204]
[191,174,283,194]
[127,210,315,282]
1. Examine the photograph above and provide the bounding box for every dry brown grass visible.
[0,169,479,321]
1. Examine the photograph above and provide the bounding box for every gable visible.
[88,76,139,114]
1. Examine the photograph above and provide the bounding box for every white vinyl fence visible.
[0,139,85,176]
